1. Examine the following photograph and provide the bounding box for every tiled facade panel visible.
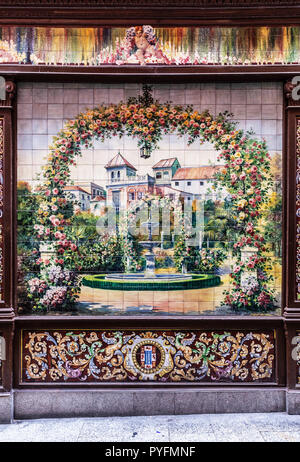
[16,81,282,316]
[17,82,282,188]
[21,329,276,383]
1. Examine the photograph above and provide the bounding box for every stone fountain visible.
[107,199,191,281]
[139,214,159,278]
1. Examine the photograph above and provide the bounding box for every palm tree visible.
[204,204,238,249]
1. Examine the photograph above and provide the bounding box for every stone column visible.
[144,251,156,278]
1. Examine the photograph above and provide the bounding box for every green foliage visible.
[173,240,226,274]
[63,235,125,273]
[155,255,174,269]
[17,181,40,249]
[67,211,99,241]
[263,193,282,257]
[83,273,221,291]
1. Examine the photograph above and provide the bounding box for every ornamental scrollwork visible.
[22,329,275,383]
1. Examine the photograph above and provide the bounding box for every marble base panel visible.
[0,393,13,423]
[286,390,300,414]
[13,388,287,420]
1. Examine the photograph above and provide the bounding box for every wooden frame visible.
[0,1,299,395]
[13,315,286,389]
[2,1,300,27]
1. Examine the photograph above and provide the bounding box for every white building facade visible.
[171,166,227,201]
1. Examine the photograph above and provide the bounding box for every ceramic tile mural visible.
[21,329,276,383]
[16,82,282,316]
[1,26,300,65]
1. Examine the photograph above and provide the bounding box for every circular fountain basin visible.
[82,273,221,291]
[139,241,157,250]
[106,273,193,281]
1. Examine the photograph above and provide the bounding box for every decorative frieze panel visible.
[21,329,276,384]
[2,26,300,66]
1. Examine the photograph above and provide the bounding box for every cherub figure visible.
[125,25,166,65]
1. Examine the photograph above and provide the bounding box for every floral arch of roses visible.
[29,92,275,312]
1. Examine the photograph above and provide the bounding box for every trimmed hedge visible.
[82,274,221,291]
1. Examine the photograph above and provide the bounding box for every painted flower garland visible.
[29,89,275,312]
